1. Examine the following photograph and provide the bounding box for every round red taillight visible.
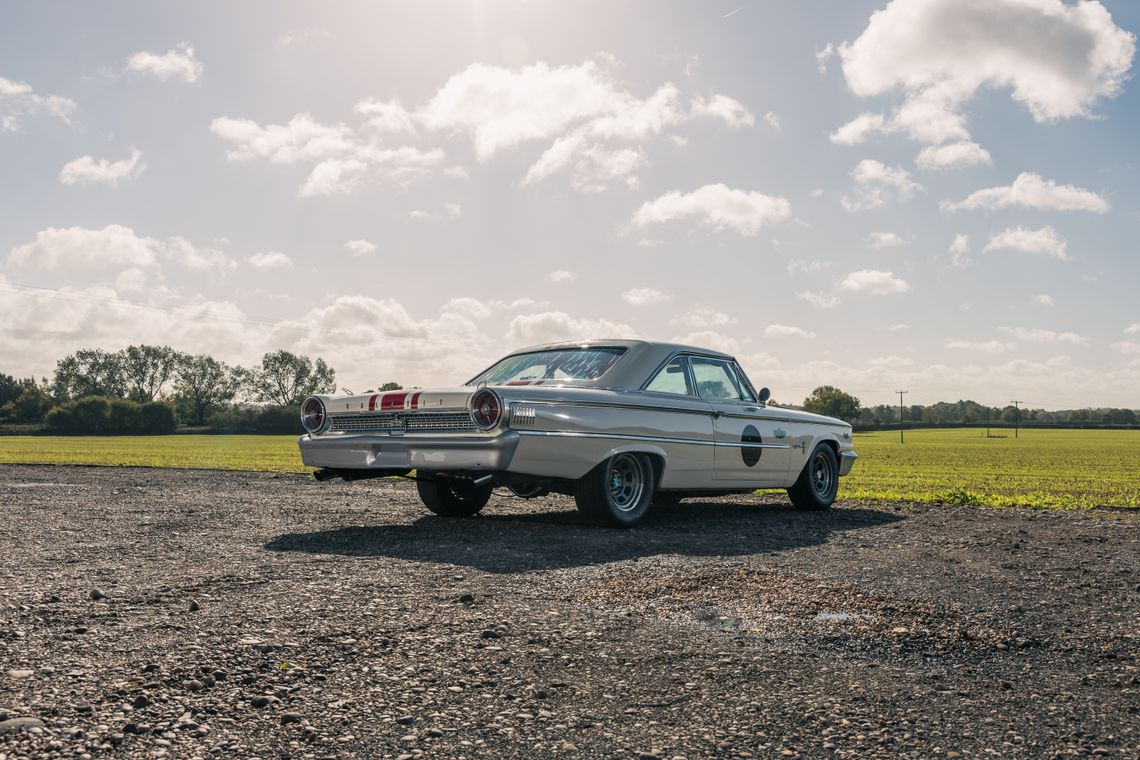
[301,397,326,433]
[470,389,502,430]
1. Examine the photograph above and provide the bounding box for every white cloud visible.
[983,225,1069,260]
[916,141,992,170]
[671,330,742,355]
[546,270,576,283]
[998,326,1088,345]
[942,172,1109,213]
[344,239,376,257]
[420,59,751,191]
[839,269,911,294]
[277,29,331,47]
[621,287,672,306]
[631,183,791,236]
[946,340,1011,353]
[210,114,444,197]
[59,149,144,187]
[299,158,368,197]
[764,324,816,340]
[125,43,203,83]
[1125,323,1140,335]
[949,233,972,268]
[354,97,416,133]
[670,307,737,328]
[213,57,751,195]
[786,259,831,275]
[1032,294,1054,307]
[441,297,544,320]
[1111,340,1140,356]
[210,114,354,164]
[816,43,836,74]
[829,112,888,145]
[7,224,234,274]
[796,291,841,309]
[865,231,910,249]
[763,111,781,131]
[887,323,910,332]
[245,251,293,270]
[835,0,1135,158]
[867,355,913,368]
[841,160,923,211]
[505,311,637,346]
[407,203,463,221]
[0,75,76,131]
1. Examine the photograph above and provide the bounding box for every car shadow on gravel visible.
[265,501,902,573]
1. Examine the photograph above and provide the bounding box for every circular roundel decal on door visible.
[741,424,763,467]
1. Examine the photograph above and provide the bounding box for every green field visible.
[0,428,1137,509]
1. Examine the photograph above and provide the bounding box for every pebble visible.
[280,712,303,725]
[0,717,45,732]
[250,696,272,708]
[4,670,34,679]
[89,589,106,601]
[188,599,201,612]
[186,679,204,691]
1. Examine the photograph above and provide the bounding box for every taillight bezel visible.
[469,388,503,431]
[301,396,327,434]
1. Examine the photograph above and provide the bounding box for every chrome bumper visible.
[298,431,520,471]
[838,450,858,476]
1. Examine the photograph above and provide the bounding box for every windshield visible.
[469,347,626,385]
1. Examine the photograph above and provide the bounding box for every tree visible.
[52,349,126,401]
[247,350,336,406]
[802,386,861,423]
[174,355,243,425]
[120,345,183,402]
[378,382,402,391]
[0,373,20,406]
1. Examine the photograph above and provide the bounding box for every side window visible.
[690,357,745,401]
[730,362,757,402]
[644,357,693,396]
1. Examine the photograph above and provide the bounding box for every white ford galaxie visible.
[298,340,857,527]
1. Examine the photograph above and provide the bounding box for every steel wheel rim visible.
[811,452,834,498]
[607,454,644,512]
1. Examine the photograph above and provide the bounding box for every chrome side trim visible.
[838,450,858,476]
[516,429,792,449]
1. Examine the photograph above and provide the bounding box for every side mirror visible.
[758,387,771,403]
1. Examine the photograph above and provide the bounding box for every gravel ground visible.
[0,464,1137,760]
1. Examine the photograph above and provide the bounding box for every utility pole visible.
[1011,400,1022,439]
[896,390,908,443]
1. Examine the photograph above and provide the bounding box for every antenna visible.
[896,390,909,443]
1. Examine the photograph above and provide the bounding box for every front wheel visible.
[787,444,838,511]
[416,475,493,517]
[575,453,655,527]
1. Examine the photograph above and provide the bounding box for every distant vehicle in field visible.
[298,340,857,527]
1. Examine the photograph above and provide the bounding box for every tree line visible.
[0,346,349,434]
[799,386,1138,427]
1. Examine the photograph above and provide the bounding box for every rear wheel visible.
[575,453,655,527]
[787,444,838,511]
[416,475,493,517]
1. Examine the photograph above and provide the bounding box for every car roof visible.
[499,339,736,389]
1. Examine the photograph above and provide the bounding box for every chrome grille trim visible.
[327,411,476,434]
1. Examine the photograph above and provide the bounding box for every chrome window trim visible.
[516,429,792,449]
[465,346,629,386]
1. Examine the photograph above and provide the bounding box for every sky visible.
[1,0,1139,408]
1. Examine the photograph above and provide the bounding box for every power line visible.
[1010,400,1022,439]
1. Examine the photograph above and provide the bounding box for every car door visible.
[688,356,792,486]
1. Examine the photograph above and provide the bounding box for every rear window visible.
[470,347,626,385]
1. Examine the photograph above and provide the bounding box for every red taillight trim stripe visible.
[410,391,422,409]
[367,394,379,411]
[380,392,408,410]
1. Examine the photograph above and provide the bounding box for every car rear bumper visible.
[298,431,520,472]
[838,450,858,476]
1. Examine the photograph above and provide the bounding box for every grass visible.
[0,434,307,473]
[0,427,1137,509]
[844,427,1140,510]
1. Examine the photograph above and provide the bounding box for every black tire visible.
[575,453,655,527]
[416,475,493,517]
[787,444,839,511]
